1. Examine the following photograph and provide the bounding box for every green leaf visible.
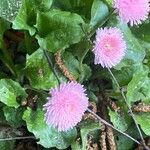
[25,48,59,90]
[0,79,27,108]
[131,19,150,43]
[90,0,109,28]
[113,65,134,87]
[126,64,149,103]
[52,0,72,10]
[12,0,53,35]
[115,132,134,150]
[24,31,39,54]
[135,113,150,136]
[109,109,130,132]
[12,0,36,35]
[23,108,77,149]
[53,0,94,20]
[3,106,25,128]
[0,18,9,39]
[62,52,91,82]
[80,122,99,150]
[0,141,15,150]
[71,121,100,150]
[115,123,141,150]
[35,9,87,52]
[74,0,94,20]
[105,0,113,6]
[0,0,22,21]
[0,108,7,125]
[107,20,146,69]
[116,23,145,67]
[0,18,10,49]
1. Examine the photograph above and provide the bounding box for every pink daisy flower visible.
[43,82,88,132]
[114,0,150,26]
[93,27,126,68]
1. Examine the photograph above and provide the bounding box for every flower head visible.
[113,0,150,26]
[43,82,88,131]
[93,27,126,68]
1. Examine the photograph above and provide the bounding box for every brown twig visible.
[83,102,97,120]
[132,103,150,113]
[106,98,120,113]
[107,68,149,150]
[86,135,98,150]
[55,51,76,82]
[98,88,116,150]
[106,127,116,150]
[100,125,107,150]
[87,108,140,145]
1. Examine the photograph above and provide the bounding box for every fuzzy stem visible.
[0,51,16,76]
[43,49,61,85]
[0,136,36,141]
[79,24,92,66]
[79,9,115,67]
[89,9,115,37]
[107,67,149,150]
[87,108,140,145]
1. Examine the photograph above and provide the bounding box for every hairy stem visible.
[43,49,61,85]
[107,68,149,150]
[79,9,115,67]
[89,9,115,37]
[0,136,36,141]
[87,108,140,145]
[0,51,16,76]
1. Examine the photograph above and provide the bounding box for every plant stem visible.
[79,24,92,65]
[87,108,141,144]
[89,9,115,37]
[43,49,61,85]
[107,67,149,150]
[0,51,16,76]
[79,9,115,66]
[87,108,140,145]
[0,136,36,141]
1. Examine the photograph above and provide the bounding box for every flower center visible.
[66,104,73,111]
[104,43,112,51]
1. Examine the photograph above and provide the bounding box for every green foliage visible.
[112,22,145,70]
[13,0,53,35]
[25,48,59,90]
[0,141,15,150]
[135,113,150,136]
[0,18,10,49]
[35,9,88,52]
[0,0,150,149]
[109,109,131,132]
[62,52,91,82]
[131,19,150,43]
[90,0,109,28]
[0,79,27,108]
[23,108,77,149]
[126,65,149,104]
[71,121,100,150]
[0,0,22,21]
[3,106,25,128]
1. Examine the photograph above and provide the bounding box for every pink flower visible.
[113,0,150,26]
[43,82,88,131]
[93,27,126,68]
